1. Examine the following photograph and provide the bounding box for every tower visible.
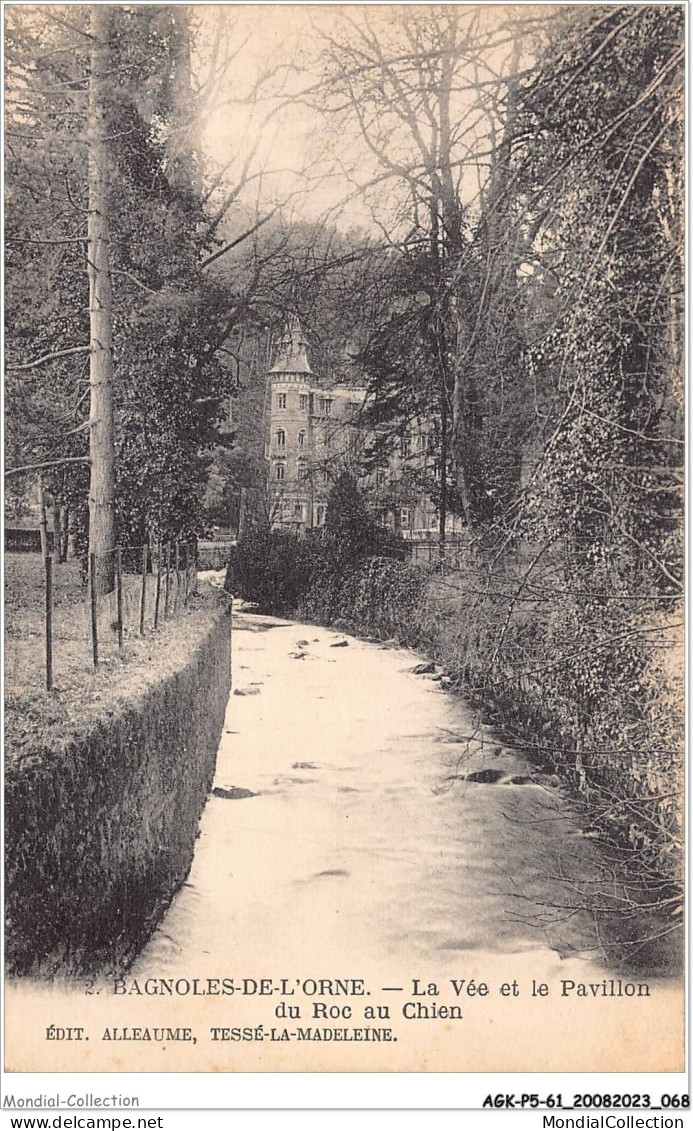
[267,315,314,530]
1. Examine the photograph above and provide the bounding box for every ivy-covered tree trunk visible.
[87,5,116,592]
[166,7,202,197]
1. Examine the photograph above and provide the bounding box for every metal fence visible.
[406,538,467,570]
[40,540,198,691]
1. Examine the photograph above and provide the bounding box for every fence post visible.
[154,540,162,628]
[89,552,99,668]
[52,503,63,563]
[59,505,69,563]
[38,476,49,560]
[164,541,171,617]
[115,546,124,656]
[187,540,195,597]
[173,541,180,613]
[44,554,53,691]
[139,540,148,635]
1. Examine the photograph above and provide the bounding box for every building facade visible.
[265,316,464,539]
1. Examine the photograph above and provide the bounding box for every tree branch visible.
[5,456,91,478]
[200,209,279,270]
[7,345,91,371]
[6,235,88,245]
[110,268,159,295]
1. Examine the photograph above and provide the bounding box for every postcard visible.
[3,0,685,1102]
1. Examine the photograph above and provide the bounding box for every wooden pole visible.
[139,541,148,635]
[188,541,196,600]
[52,502,61,563]
[38,477,49,560]
[183,543,190,606]
[59,505,69,562]
[154,540,162,628]
[115,546,124,656]
[164,541,171,617]
[187,541,196,601]
[173,541,180,613]
[45,554,53,691]
[89,552,99,668]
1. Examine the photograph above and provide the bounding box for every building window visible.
[320,397,332,416]
[432,460,441,480]
[375,469,385,487]
[298,464,308,482]
[275,463,285,481]
[400,435,411,458]
[277,392,287,409]
[298,430,306,448]
[276,428,286,448]
[315,504,326,526]
[400,507,411,528]
[294,502,304,519]
[299,394,308,411]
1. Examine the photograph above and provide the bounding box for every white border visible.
[1,0,689,1117]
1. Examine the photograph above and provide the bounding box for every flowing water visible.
[126,605,682,1071]
[5,600,682,1073]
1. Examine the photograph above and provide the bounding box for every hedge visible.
[5,527,54,553]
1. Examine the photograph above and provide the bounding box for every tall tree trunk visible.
[451,44,523,531]
[166,7,202,197]
[438,375,448,559]
[238,486,248,540]
[437,43,466,540]
[67,509,76,560]
[88,5,116,593]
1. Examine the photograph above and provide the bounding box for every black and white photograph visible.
[3,0,685,1093]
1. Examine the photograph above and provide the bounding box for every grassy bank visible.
[5,556,232,977]
[5,553,197,751]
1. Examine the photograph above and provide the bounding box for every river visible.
[126,603,683,1071]
[5,600,682,1073]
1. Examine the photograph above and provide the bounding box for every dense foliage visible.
[226,527,314,616]
[226,474,405,616]
[5,8,233,549]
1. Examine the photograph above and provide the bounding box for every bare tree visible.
[311,8,531,539]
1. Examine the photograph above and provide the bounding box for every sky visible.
[196,6,366,227]
[192,4,537,237]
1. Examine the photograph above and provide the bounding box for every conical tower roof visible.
[270,314,312,374]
